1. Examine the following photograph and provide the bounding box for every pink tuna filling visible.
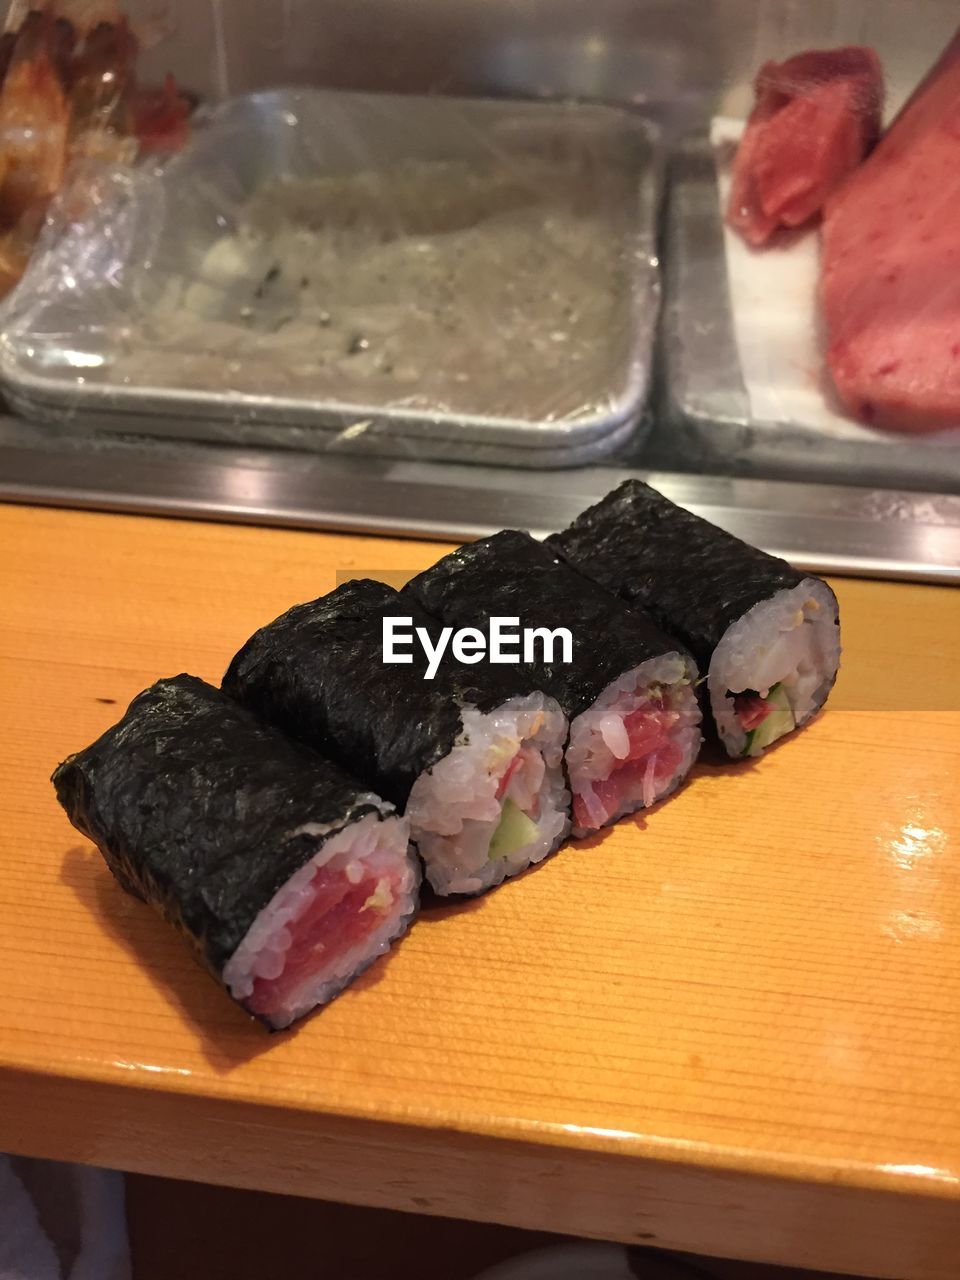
[245,862,403,1019]
[495,751,523,800]
[733,692,775,732]
[573,701,686,832]
[495,745,543,817]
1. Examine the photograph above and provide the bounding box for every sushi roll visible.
[548,480,841,758]
[223,579,570,897]
[52,675,419,1030]
[404,531,702,838]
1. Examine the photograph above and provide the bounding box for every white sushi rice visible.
[406,692,570,896]
[566,653,702,836]
[223,810,418,1030]
[710,578,841,757]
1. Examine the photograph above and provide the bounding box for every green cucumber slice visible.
[488,799,539,860]
[743,684,796,757]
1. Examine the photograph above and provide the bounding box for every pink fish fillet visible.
[727,47,883,248]
[821,29,960,433]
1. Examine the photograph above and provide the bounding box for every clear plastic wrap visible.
[0,88,663,466]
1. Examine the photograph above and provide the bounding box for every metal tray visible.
[0,89,663,469]
[649,137,960,494]
[1,414,957,584]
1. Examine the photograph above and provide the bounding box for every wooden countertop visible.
[2,503,959,1279]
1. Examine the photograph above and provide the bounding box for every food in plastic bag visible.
[0,2,191,297]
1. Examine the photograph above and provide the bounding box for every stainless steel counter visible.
[2,416,957,583]
[2,1,958,583]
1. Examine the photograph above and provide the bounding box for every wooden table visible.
[2,504,959,1279]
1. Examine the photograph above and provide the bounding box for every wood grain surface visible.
[1,504,959,1278]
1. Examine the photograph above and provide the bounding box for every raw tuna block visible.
[727,47,883,247]
[821,30,960,433]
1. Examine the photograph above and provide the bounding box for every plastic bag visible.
[0,88,662,466]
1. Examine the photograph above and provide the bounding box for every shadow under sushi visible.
[416,844,576,914]
[60,845,394,1069]
[565,786,676,851]
[693,707,827,776]
[417,880,493,919]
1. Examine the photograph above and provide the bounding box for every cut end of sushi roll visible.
[566,653,702,837]
[711,579,841,758]
[405,693,570,896]
[223,812,419,1030]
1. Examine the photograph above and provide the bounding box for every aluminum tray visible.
[0,89,662,469]
[649,137,960,494]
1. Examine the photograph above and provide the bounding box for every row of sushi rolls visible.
[54,482,842,1031]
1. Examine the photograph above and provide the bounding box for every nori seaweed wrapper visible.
[223,578,537,808]
[404,530,688,720]
[52,674,392,984]
[548,480,831,670]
